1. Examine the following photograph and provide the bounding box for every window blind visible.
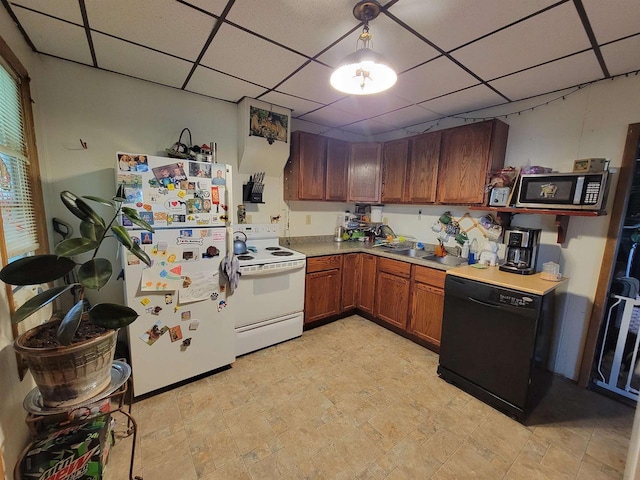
[0,61,39,259]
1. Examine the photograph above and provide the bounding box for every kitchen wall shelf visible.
[468,206,606,244]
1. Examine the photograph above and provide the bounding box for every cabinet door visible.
[406,131,441,204]
[357,254,377,314]
[437,120,509,205]
[374,272,410,329]
[326,138,350,202]
[381,138,409,203]
[409,283,444,346]
[348,143,382,203]
[305,269,341,323]
[286,131,327,201]
[341,253,359,311]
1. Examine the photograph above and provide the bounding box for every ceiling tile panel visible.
[187,66,266,102]
[297,106,364,128]
[178,0,229,17]
[9,0,83,23]
[225,0,356,57]
[258,91,323,118]
[92,33,193,88]
[582,0,640,44]
[600,36,640,76]
[201,24,308,89]
[389,0,559,51]
[331,94,412,123]
[451,2,591,81]
[340,118,398,137]
[86,0,216,61]
[489,52,603,101]
[392,57,479,104]
[276,61,346,105]
[373,105,441,129]
[419,85,507,116]
[12,8,92,64]
[317,15,440,74]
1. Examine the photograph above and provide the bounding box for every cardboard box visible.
[20,415,111,480]
[573,158,607,173]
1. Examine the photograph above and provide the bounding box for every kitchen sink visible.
[421,255,468,266]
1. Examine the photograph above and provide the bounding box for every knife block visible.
[243,183,263,203]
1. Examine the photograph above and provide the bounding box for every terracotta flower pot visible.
[14,320,117,408]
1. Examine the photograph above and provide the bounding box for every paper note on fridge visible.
[179,271,219,304]
[141,264,182,291]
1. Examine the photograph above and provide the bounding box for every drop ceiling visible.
[4,0,640,138]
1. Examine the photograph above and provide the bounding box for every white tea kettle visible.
[233,231,248,255]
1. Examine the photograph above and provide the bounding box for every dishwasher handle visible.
[468,296,504,309]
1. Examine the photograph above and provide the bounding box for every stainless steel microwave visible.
[515,171,609,210]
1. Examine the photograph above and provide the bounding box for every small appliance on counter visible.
[499,227,541,275]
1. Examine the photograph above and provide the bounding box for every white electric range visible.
[230,224,306,356]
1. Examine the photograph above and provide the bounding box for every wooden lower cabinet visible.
[341,253,358,311]
[408,266,446,347]
[305,256,342,324]
[357,254,377,314]
[374,258,411,329]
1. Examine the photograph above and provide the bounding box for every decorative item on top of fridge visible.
[164,127,218,162]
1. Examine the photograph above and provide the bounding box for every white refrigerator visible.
[116,152,235,397]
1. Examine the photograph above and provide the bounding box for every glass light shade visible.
[330,48,397,95]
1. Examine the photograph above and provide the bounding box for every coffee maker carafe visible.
[499,227,541,275]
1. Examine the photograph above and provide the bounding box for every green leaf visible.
[60,191,92,223]
[121,207,154,232]
[89,303,139,329]
[12,285,75,324]
[128,242,151,267]
[78,258,112,290]
[57,300,84,345]
[111,225,134,249]
[0,255,76,285]
[76,197,106,228]
[83,195,115,208]
[80,221,105,242]
[55,237,99,257]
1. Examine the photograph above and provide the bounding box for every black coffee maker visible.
[499,227,541,275]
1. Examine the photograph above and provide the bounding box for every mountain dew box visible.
[20,415,112,480]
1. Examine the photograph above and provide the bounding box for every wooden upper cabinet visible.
[348,143,382,203]
[325,138,350,202]
[406,131,441,204]
[381,138,409,203]
[436,119,509,205]
[284,131,327,201]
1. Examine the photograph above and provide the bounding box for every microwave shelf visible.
[468,206,606,244]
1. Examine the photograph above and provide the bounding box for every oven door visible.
[231,261,306,329]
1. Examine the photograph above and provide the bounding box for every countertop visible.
[447,265,567,295]
[286,238,568,294]
[284,240,453,271]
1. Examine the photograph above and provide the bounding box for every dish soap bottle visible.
[469,238,478,265]
[461,240,469,259]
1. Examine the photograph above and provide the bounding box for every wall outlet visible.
[246,214,253,224]
[305,214,311,225]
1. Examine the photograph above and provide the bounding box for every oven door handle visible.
[239,262,305,277]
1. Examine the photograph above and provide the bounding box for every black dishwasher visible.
[437,275,555,421]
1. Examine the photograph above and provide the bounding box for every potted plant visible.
[0,189,152,408]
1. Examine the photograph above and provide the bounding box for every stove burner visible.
[271,251,293,257]
[237,255,254,260]
[265,247,281,251]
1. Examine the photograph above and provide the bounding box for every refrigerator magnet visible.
[140,297,150,306]
[188,320,199,331]
[217,300,227,312]
[169,325,183,342]
[210,292,219,301]
[181,311,191,321]
[180,338,192,349]
[140,320,168,346]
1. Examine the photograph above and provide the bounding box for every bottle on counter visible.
[468,238,478,265]
[461,240,469,259]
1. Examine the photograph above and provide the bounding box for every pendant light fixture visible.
[330,0,397,95]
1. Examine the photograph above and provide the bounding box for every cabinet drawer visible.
[378,257,411,278]
[307,255,343,273]
[413,265,446,288]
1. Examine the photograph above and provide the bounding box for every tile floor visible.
[106,315,635,479]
